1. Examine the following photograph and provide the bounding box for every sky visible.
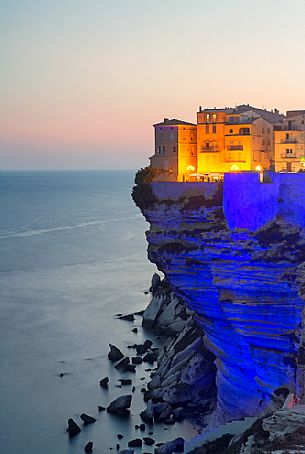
[2,0,305,170]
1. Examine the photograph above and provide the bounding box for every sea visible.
[0,171,199,454]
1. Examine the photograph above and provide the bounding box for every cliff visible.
[132,172,305,426]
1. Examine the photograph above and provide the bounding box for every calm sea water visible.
[0,171,198,454]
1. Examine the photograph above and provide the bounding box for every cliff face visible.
[133,179,305,424]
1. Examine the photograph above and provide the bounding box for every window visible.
[212,125,216,134]
[212,113,217,122]
[286,133,290,140]
[267,128,270,134]
[162,146,165,154]
[205,125,209,134]
[206,114,210,122]
[173,146,176,153]
[158,146,162,154]
[205,141,210,148]
[230,129,233,133]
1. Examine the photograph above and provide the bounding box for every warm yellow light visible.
[186,165,195,172]
[230,164,239,172]
[255,165,262,172]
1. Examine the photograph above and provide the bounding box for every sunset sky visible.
[2,0,305,170]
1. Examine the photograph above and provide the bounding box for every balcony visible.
[281,138,298,144]
[227,145,243,150]
[280,151,301,159]
[200,146,219,152]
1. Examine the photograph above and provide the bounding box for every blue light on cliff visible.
[137,174,305,424]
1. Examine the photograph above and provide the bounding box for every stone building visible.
[197,105,283,176]
[149,118,197,182]
[274,110,305,172]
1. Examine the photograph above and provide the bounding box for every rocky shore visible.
[65,273,217,453]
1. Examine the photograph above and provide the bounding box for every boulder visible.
[155,437,184,454]
[131,356,142,365]
[84,441,93,453]
[143,436,155,445]
[119,379,132,385]
[98,406,106,412]
[131,328,138,333]
[140,399,154,424]
[118,451,134,454]
[99,376,109,387]
[108,344,124,362]
[115,357,130,371]
[128,438,142,447]
[151,273,161,291]
[80,413,96,425]
[107,395,132,414]
[143,352,157,364]
[66,418,81,437]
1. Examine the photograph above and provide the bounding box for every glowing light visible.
[186,165,195,172]
[255,165,262,172]
[230,164,239,172]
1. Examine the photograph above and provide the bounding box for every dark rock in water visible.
[143,436,155,445]
[131,356,142,365]
[128,438,142,447]
[99,376,109,387]
[131,328,138,333]
[98,406,106,412]
[115,357,130,371]
[172,407,185,421]
[84,441,93,453]
[118,314,135,322]
[140,399,154,423]
[116,443,120,451]
[108,344,124,362]
[118,450,134,454]
[155,438,184,454]
[131,386,135,392]
[135,424,139,429]
[107,395,132,414]
[119,379,132,385]
[117,433,124,439]
[143,352,156,364]
[134,310,144,316]
[135,340,153,356]
[80,413,96,425]
[139,423,146,431]
[153,402,172,421]
[66,418,81,437]
[126,364,136,372]
[144,340,153,350]
[148,431,153,435]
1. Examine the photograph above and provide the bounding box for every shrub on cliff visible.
[134,166,159,185]
[132,167,158,210]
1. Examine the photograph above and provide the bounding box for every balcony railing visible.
[200,146,219,152]
[227,145,243,150]
[280,152,301,159]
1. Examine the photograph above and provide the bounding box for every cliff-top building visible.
[149,118,197,182]
[149,104,305,181]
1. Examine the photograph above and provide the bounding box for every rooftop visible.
[153,118,196,127]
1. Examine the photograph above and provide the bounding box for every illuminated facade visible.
[150,118,197,182]
[274,111,305,172]
[197,105,282,176]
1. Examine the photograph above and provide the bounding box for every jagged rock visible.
[128,438,142,447]
[115,357,130,371]
[139,423,146,431]
[118,450,134,454]
[131,356,142,364]
[84,441,93,453]
[108,344,124,362]
[172,407,185,421]
[107,395,132,414]
[126,364,136,372]
[66,418,81,437]
[119,379,132,385]
[143,352,157,364]
[140,399,154,423]
[98,405,106,411]
[131,328,138,333]
[117,433,123,439]
[154,402,172,421]
[80,413,96,425]
[99,376,109,387]
[155,437,184,453]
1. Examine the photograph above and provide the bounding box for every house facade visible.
[274,111,305,172]
[149,106,305,181]
[149,118,197,182]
